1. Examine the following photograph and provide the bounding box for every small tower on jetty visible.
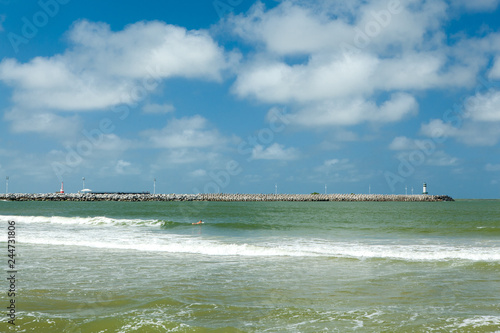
[60,181,64,194]
[422,182,428,195]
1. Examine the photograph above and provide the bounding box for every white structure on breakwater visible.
[423,182,428,195]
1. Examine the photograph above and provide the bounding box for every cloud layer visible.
[0,20,233,135]
[227,0,500,128]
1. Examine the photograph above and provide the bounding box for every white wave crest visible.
[0,215,162,227]
[18,236,500,261]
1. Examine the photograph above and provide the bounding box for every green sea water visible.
[1,200,499,332]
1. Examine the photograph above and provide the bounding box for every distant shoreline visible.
[0,193,454,202]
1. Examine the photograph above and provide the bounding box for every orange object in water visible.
[192,220,204,225]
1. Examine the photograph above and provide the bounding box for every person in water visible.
[193,220,203,225]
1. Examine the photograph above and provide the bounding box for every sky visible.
[0,0,500,198]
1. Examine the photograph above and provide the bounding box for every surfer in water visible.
[192,220,204,225]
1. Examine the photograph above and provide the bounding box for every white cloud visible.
[420,118,500,146]
[488,57,500,80]
[465,90,500,122]
[0,20,233,135]
[312,158,371,183]
[484,163,500,172]
[332,129,360,142]
[229,0,448,56]
[291,93,418,127]
[251,143,299,160]
[140,115,232,169]
[4,108,81,138]
[229,1,352,55]
[485,163,500,171]
[241,174,263,184]
[453,0,500,12]
[389,136,458,166]
[142,115,226,149]
[420,119,459,139]
[420,88,500,146]
[97,134,134,151]
[425,151,459,166]
[394,148,458,167]
[389,136,419,150]
[142,103,175,114]
[226,0,493,128]
[234,54,379,104]
[316,158,340,169]
[190,169,208,177]
[314,158,352,173]
[489,57,500,79]
[389,136,439,151]
[232,37,476,108]
[153,149,220,166]
[114,160,140,175]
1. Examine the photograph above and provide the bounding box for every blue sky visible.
[1,0,500,198]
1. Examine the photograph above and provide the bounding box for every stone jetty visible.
[0,193,454,202]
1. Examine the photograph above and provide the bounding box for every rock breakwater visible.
[0,193,454,202]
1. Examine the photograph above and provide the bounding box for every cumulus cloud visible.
[291,93,418,127]
[485,163,500,171]
[420,119,459,139]
[190,169,208,177]
[0,20,234,135]
[97,134,135,152]
[153,149,220,166]
[4,108,81,138]
[226,0,495,128]
[314,158,351,174]
[233,54,379,104]
[424,151,458,167]
[251,143,299,160]
[466,90,500,122]
[389,136,458,166]
[394,149,458,167]
[142,103,175,114]
[453,0,500,12]
[114,160,141,175]
[142,115,226,149]
[421,88,500,146]
[312,158,371,183]
[228,0,448,56]
[389,136,421,150]
[420,118,500,146]
[489,57,500,79]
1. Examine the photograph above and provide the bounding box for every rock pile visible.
[0,193,454,202]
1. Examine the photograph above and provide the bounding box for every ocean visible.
[1,199,499,332]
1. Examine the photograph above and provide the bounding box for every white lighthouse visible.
[422,182,428,195]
